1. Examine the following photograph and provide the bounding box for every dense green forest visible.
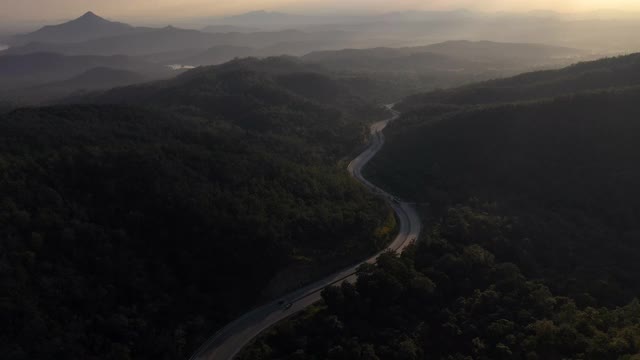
[242,53,640,359]
[241,206,640,360]
[0,58,395,359]
[368,66,640,307]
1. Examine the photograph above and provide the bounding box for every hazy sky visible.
[2,0,640,23]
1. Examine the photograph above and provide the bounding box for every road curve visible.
[190,105,422,360]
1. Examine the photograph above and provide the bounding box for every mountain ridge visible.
[0,51,169,91]
[10,11,142,45]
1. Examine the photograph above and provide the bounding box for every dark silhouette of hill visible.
[303,47,477,72]
[0,52,169,90]
[304,41,586,72]
[121,40,592,104]
[299,41,590,101]
[3,67,149,104]
[72,57,388,124]
[400,52,640,110]
[417,40,586,64]
[175,45,256,66]
[46,66,147,88]
[201,25,260,33]
[4,27,353,57]
[9,11,142,45]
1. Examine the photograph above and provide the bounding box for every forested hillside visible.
[370,89,640,305]
[0,58,394,359]
[369,55,640,308]
[242,209,640,360]
[77,56,387,129]
[241,53,640,359]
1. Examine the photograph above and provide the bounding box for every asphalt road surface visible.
[190,105,422,360]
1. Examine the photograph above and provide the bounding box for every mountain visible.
[0,52,169,90]
[9,11,140,45]
[1,57,392,359]
[304,41,586,72]
[75,55,437,110]
[239,52,640,360]
[75,56,375,111]
[69,25,220,55]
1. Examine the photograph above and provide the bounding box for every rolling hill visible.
[417,40,586,64]
[73,56,395,117]
[399,52,640,110]
[299,41,591,101]
[303,41,587,72]
[3,26,354,57]
[2,67,149,104]
[303,47,477,72]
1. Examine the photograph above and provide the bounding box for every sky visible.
[2,0,640,24]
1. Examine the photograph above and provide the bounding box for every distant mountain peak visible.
[73,11,110,24]
[9,10,136,46]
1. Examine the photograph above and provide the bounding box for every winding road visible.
[190,105,422,360]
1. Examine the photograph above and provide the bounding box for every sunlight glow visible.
[2,0,640,22]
